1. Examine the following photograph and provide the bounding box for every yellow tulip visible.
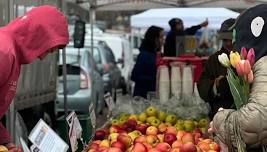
[230,51,241,68]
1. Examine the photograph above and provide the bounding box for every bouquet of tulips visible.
[218,47,255,109]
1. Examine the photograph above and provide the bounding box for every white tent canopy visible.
[130,8,239,30]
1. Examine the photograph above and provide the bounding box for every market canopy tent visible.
[130,8,239,30]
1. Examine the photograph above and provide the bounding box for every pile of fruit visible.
[85,106,219,152]
[0,145,8,152]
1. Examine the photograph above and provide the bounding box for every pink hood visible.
[3,5,69,64]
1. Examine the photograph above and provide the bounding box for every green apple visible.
[183,120,195,132]
[158,111,167,122]
[175,123,184,131]
[146,106,157,116]
[146,116,156,124]
[150,118,161,127]
[111,119,120,125]
[129,114,138,121]
[198,118,209,128]
[165,114,177,125]
[138,112,147,122]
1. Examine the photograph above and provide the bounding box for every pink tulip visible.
[241,47,247,59]
[243,60,251,75]
[247,48,255,67]
[247,70,254,83]
[236,61,244,76]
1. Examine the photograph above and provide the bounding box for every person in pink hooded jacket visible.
[0,5,69,151]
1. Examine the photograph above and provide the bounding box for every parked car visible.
[56,47,104,114]
[94,34,134,93]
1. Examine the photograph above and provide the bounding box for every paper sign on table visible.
[66,111,82,152]
[104,92,115,111]
[28,119,69,152]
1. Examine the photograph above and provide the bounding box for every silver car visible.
[56,47,104,114]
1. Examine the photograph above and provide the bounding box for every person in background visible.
[131,26,164,98]
[164,18,208,57]
[197,18,236,119]
[209,4,267,151]
[0,5,69,151]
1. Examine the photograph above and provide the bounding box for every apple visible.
[111,141,125,151]
[129,114,139,120]
[134,135,147,144]
[92,140,101,145]
[209,142,220,152]
[128,130,142,141]
[158,123,168,133]
[109,125,122,133]
[89,143,99,150]
[175,123,184,131]
[176,130,186,141]
[151,118,161,127]
[182,133,195,144]
[157,134,164,142]
[198,118,208,128]
[165,114,177,125]
[98,147,109,152]
[119,117,127,125]
[170,148,181,152]
[127,119,137,128]
[198,142,210,151]
[146,135,159,146]
[136,124,148,134]
[108,147,123,152]
[166,126,177,135]
[146,116,157,124]
[117,134,132,148]
[146,106,158,116]
[146,126,158,135]
[95,129,107,140]
[155,142,172,152]
[108,133,119,143]
[183,120,195,132]
[99,139,110,148]
[158,111,167,121]
[148,148,162,152]
[143,142,153,150]
[132,143,147,152]
[164,133,177,145]
[202,139,213,144]
[172,140,183,149]
[138,112,147,122]
[111,119,120,125]
[88,149,98,152]
[180,142,197,152]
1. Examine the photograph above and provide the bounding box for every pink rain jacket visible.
[0,5,69,144]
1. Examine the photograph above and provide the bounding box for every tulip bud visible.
[236,60,245,76]
[241,47,247,59]
[247,48,255,67]
[230,51,241,68]
[243,60,251,75]
[218,53,230,68]
[247,70,254,83]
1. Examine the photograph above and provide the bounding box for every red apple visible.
[176,131,186,141]
[182,133,194,144]
[155,142,172,152]
[134,135,147,144]
[110,125,122,133]
[111,141,125,151]
[108,147,123,152]
[88,149,98,152]
[164,133,177,145]
[132,143,147,152]
[198,142,210,151]
[89,143,99,150]
[148,148,162,152]
[127,119,137,129]
[146,126,158,135]
[209,142,220,152]
[143,142,153,150]
[98,147,109,152]
[158,123,168,133]
[146,135,159,146]
[166,126,177,135]
[136,124,148,134]
[95,129,107,140]
[170,148,181,152]
[172,140,183,149]
[180,142,197,152]
[117,134,132,148]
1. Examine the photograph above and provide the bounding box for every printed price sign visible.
[66,111,82,152]
[89,103,96,128]
[104,92,115,111]
[29,119,69,152]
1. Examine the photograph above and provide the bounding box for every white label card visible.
[66,111,82,152]
[104,92,115,111]
[28,119,69,152]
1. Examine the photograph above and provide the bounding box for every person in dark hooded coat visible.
[197,18,236,119]
[131,26,164,98]
[164,18,208,56]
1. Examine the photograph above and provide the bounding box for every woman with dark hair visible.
[131,26,164,98]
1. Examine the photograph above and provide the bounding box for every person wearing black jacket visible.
[197,18,236,119]
[131,26,164,98]
[164,18,208,56]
